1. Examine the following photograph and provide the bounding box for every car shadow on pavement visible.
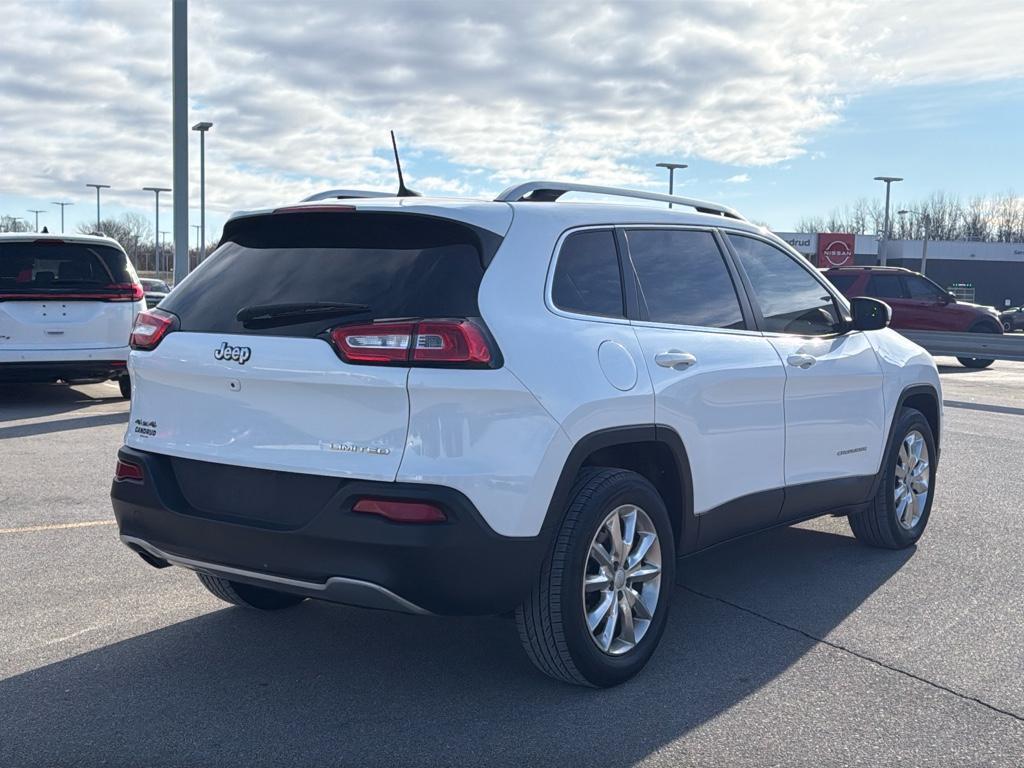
[0,383,122,422]
[0,525,912,767]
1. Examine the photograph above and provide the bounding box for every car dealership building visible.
[774,232,1024,309]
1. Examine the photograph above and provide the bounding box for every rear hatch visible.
[127,208,502,482]
[0,239,140,351]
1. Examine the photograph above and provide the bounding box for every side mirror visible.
[850,296,891,331]
[944,292,957,304]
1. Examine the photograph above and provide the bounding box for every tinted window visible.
[551,230,623,317]
[626,229,744,329]
[904,275,944,300]
[0,241,130,293]
[162,212,496,337]
[865,274,904,299]
[826,273,858,294]
[728,235,840,335]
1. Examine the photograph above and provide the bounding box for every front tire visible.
[849,407,936,549]
[196,572,306,610]
[957,323,998,368]
[516,468,675,687]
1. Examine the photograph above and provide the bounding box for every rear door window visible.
[826,273,858,294]
[551,229,624,318]
[625,229,745,329]
[0,241,131,296]
[864,274,905,299]
[161,212,501,337]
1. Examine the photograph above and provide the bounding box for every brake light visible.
[0,282,144,302]
[105,282,145,302]
[328,319,494,366]
[353,498,447,523]
[130,309,177,350]
[114,459,144,483]
[273,205,357,214]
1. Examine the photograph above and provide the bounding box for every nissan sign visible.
[817,233,856,267]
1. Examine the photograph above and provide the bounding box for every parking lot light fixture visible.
[191,121,213,262]
[51,202,73,233]
[656,162,688,208]
[874,176,903,266]
[85,183,111,231]
[899,209,931,276]
[27,209,46,232]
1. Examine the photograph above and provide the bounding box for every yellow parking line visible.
[0,520,116,535]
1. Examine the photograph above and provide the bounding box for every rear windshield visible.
[0,241,131,293]
[161,212,501,337]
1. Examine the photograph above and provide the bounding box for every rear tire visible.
[515,468,675,687]
[848,407,936,549]
[957,323,997,368]
[196,572,306,610]
[118,375,131,399]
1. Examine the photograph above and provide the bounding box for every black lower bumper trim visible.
[0,360,127,383]
[111,447,552,616]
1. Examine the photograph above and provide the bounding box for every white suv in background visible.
[111,182,942,687]
[0,233,143,398]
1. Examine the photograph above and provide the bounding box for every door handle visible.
[787,354,817,369]
[655,351,697,370]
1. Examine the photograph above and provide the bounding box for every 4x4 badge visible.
[214,341,251,365]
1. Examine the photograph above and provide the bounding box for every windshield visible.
[0,241,131,292]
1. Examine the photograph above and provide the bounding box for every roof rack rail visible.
[494,181,745,221]
[301,189,396,202]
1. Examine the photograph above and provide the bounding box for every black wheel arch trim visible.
[869,383,941,499]
[541,424,696,553]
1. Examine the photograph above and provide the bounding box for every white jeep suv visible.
[111,182,941,687]
[1,232,143,397]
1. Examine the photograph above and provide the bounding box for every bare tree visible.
[0,215,33,233]
[77,213,153,268]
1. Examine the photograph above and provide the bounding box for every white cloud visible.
[0,0,1022,227]
[724,174,751,184]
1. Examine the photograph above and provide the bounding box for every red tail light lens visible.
[329,319,494,367]
[353,498,447,523]
[114,459,144,483]
[105,282,145,302]
[0,282,144,302]
[130,309,177,350]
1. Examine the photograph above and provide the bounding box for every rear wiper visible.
[236,302,370,327]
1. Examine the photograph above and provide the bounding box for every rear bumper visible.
[0,359,127,383]
[110,447,551,615]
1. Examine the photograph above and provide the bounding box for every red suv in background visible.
[825,265,1003,368]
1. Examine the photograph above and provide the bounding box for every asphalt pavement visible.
[1,361,1022,767]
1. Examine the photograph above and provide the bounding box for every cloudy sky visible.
[1,0,1022,240]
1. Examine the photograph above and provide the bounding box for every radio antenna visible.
[391,131,420,197]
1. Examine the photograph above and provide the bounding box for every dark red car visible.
[824,265,1003,368]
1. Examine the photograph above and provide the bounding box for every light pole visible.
[143,187,171,277]
[192,121,213,262]
[898,209,931,276]
[28,209,46,232]
[52,201,73,233]
[656,162,688,208]
[85,183,111,231]
[191,223,201,258]
[160,231,171,276]
[874,176,903,266]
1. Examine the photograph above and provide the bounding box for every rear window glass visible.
[551,230,624,318]
[0,241,130,292]
[826,273,858,294]
[161,212,500,337]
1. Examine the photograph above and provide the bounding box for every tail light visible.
[130,308,177,350]
[353,498,447,523]
[114,458,144,483]
[0,282,144,302]
[329,319,496,367]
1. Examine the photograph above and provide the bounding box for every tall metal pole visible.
[192,223,201,254]
[172,0,189,285]
[656,162,688,208]
[192,122,213,262]
[160,231,170,275]
[28,210,45,231]
[85,183,110,230]
[874,176,903,266]
[52,202,73,233]
[143,187,171,276]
